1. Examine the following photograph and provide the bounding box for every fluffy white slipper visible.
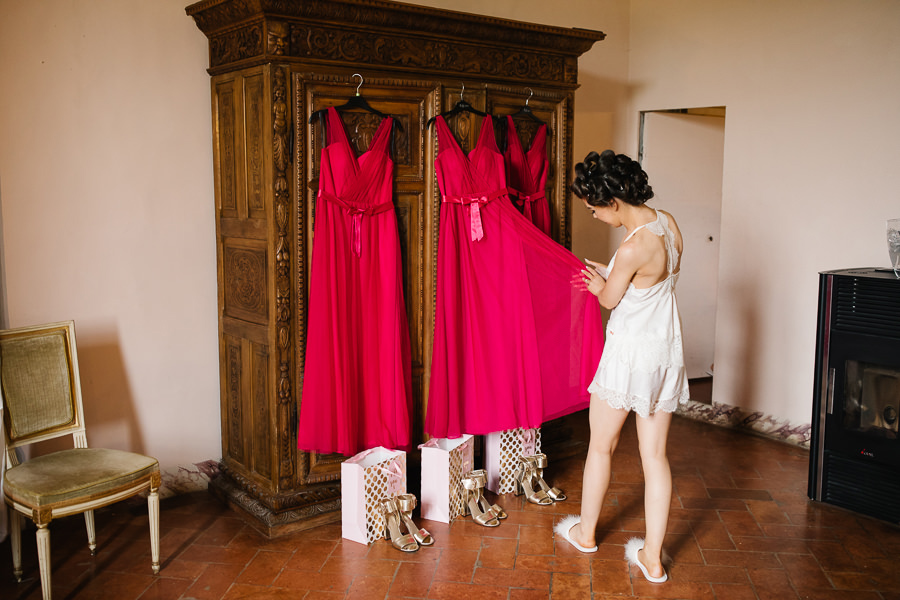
[624,537,667,583]
[554,515,598,553]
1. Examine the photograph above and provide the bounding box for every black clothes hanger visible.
[308,73,403,157]
[309,74,403,128]
[499,88,548,153]
[427,84,489,127]
[507,88,545,125]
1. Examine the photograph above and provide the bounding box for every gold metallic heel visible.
[396,493,434,546]
[468,469,507,519]
[461,471,501,527]
[515,456,552,506]
[381,497,419,552]
[529,453,566,502]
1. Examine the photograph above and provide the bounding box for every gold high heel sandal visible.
[396,493,434,546]
[514,456,553,505]
[380,497,419,552]
[467,469,507,519]
[528,453,566,502]
[460,471,501,527]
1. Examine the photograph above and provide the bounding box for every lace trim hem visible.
[590,385,690,418]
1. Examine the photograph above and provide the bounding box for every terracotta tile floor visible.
[2,415,900,599]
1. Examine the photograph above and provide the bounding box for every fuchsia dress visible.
[297,107,412,456]
[504,116,552,236]
[425,115,604,438]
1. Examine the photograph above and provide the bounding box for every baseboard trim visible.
[676,399,811,449]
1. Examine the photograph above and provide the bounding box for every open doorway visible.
[639,107,725,404]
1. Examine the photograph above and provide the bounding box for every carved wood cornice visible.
[186,0,604,82]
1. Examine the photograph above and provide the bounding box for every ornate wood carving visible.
[272,64,294,491]
[187,0,603,62]
[210,22,264,67]
[246,74,265,213]
[215,82,237,212]
[252,345,270,478]
[287,24,569,83]
[226,338,243,463]
[224,246,267,320]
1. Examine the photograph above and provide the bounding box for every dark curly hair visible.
[571,150,654,207]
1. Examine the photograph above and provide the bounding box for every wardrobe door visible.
[212,65,281,498]
[487,88,573,246]
[294,75,440,481]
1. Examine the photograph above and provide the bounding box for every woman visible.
[556,150,689,583]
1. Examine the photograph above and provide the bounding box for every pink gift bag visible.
[484,428,541,494]
[341,446,407,545]
[418,435,474,523]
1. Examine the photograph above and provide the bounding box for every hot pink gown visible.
[298,107,412,456]
[504,116,552,236]
[425,115,604,438]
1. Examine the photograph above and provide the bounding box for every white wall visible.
[627,0,900,425]
[0,0,220,467]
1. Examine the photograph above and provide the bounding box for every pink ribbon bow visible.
[507,188,546,221]
[318,190,394,257]
[442,188,507,242]
[375,459,405,495]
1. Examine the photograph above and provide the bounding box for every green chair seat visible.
[4,447,159,507]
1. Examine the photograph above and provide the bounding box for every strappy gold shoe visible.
[528,453,566,502]
[460,471,501,527]
[514,456,553,506]
[380,497,419,552]
[396,493,434,546]
[467,469,507,519]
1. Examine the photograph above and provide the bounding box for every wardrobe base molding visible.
[209,471,341,538]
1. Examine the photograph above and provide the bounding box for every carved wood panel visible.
[215,78,239,217]
[223,241,268,324]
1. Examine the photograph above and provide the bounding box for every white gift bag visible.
[484,427,541,494]
[418,435,474,523]
[341,446,407,545]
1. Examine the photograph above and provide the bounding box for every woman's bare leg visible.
[571,393,630,548]
[633,409,673,578]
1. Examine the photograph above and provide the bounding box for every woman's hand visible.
[573,258,607,297]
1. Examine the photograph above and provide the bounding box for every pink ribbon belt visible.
[507,188,546,220]
[442,188,507,241]
[319,190,394,257]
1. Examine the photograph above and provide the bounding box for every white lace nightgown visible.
[588,210,690,417]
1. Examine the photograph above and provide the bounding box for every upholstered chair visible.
[0,321,160,600]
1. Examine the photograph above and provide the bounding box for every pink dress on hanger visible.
[298,107,412,456]
[425,115,604,439]
[504,115,551,236]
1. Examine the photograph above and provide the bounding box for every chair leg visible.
[36,524,51,600]
[148,489,160,574]
[84,509,96,555]
[10,510,22,582]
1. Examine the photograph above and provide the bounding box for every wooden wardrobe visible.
[187,0,604,536]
